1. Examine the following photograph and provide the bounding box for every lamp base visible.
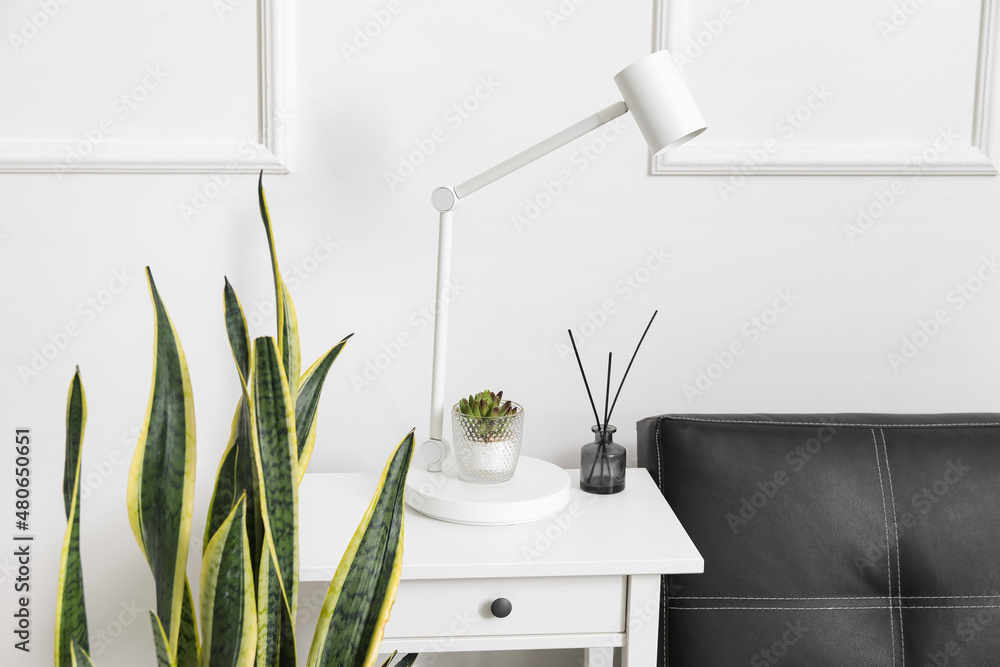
[405,457,571,526]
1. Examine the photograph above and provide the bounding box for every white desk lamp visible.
[407,50,706,525]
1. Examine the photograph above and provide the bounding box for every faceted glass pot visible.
[451,403,525,484]
[580,424,626,494]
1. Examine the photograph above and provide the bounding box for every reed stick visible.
[605,310,658,426]
[568,329,602,429]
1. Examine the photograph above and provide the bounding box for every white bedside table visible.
[299,467,703,666]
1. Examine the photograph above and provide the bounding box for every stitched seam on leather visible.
[873,428,898,667]
[662,416,1000,428]
[673,595,1000,600]
[669,606,894,610]
[655,417,667,667]
[662,574,669,667]
[667,605,1000,610]
[655,417,664,496]
[889,605,1000,609]
[881,428,905,666]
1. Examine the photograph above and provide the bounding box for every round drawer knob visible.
[490,598,512,618]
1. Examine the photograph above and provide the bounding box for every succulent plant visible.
[456,390,520,441]
[458,390,518,419]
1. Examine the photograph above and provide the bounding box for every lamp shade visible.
[614,50,707,157]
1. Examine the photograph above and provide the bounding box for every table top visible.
[299,467,704,581]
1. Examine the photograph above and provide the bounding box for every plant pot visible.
[451,402,525,484]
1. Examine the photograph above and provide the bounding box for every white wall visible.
[3,1,1000,665]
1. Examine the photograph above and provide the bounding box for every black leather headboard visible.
[637,414,1000,667]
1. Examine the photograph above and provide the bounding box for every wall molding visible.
[0,0,289,175]
[651,0,997,176]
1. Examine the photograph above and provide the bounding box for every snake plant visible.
[55,175,417,667]
[54,369,88,667]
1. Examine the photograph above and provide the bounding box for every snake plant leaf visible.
[256,546,298,667]
[202,411,241,554]
[295,335,352,479]
[224,277,252,385]
[177,580,199,667]
[62,368,86,519]
[258,172,301,400]
[278,597,298,667]
[240,411,267,584]
[200,495,256,667]
[278,278,300,400]
[127,268,197,657]
[204,404,267,588]
[55,368,89,667]
[204,397,264,573]
[70,641,97,667]
[208,277,267,577]
[378,651,417,667]
[225,280,267,576]
[150,612,179,667]
[251,336,299,620]
[203,279,251,548]
[256,549,280,666]
[306,431,414,667]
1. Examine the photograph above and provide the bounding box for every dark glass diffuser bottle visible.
[580,424,626,494]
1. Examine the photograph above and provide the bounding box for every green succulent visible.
[458,390,518,419]
[456,390,520,441]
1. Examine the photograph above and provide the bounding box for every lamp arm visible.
[420,100,629,472]
[422,209,453,472]
[454,101,627,201]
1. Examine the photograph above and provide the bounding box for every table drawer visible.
[384,575,625,638]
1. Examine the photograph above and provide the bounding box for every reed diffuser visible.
[569,311,657,494]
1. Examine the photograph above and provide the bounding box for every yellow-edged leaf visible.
[258,173,301,401]
[70,641,97,667]
[55,369,89,667]
[294,336,351,480]
[150,611,179,667]
[250,336,299,665]
[128,268,197,657]
[200,495,256,667]
[306,431,413,667]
